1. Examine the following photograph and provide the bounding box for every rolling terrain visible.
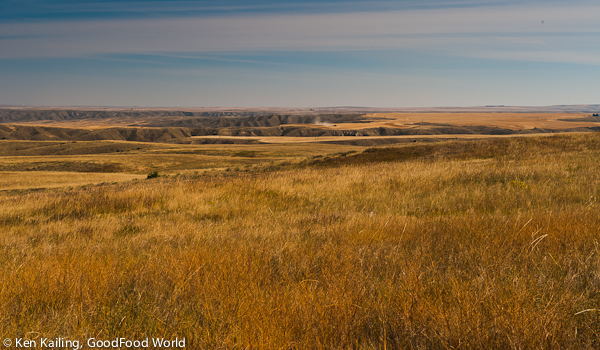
[1,107,600,144]
[1,107,600,347]
[1,132,600,348]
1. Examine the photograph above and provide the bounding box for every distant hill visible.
[0,125,193,142]
[2,104,600,126]
[0,109,366,128]
[1,123,599,144]
[1,106,599,143]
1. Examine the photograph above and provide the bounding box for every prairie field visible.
[1,132,600,348]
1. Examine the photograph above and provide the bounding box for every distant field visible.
[191,132,557,144]
[361,112,600,130]
[0,130,595,190]
[0,171,144,190]
[0,139,365,189]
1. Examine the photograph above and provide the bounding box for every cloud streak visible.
[2,0,599,107]
[1,2,599,66]
[0,0,559,20]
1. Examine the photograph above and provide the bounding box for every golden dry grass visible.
[360,112,600,130]
[1,133,600,348]
[191,133,556,144]
[0,171,144,190]
[276,112,600,132]
[0,140,367,184]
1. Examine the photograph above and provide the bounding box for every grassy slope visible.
[1,133,600,348]
[0,141,365,190]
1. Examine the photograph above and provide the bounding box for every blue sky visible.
[1,0,599,107]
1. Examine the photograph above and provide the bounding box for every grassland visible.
[0,140,364,190]
[0,171,144,191]
[1,132,600,348]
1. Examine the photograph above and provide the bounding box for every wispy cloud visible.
[1,2,599,66]
[1,0,599,107]
[1,0,560,20]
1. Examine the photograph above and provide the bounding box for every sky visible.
[0,0,599,108]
